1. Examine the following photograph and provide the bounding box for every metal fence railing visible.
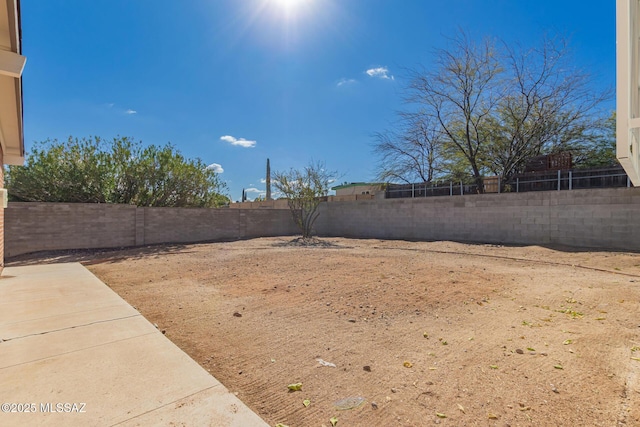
[385,166,631,199]
[385,181,480,199]
[506,167,630,193]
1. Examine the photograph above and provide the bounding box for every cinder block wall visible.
[6,188,640,257]
[5,203,298,257]
[141,207,297,245]
[314,187,640,251]
[142,207,242,245]
[5,203,138,257]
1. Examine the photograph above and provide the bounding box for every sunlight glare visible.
[267,0,314,19]
[230,0,339,51]
[271,0,310,11]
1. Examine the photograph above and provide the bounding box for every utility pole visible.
[266,158,272,200]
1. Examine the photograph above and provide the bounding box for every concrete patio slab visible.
[0,263,269,427]
[0,316,153,369]
[0,304,139,341]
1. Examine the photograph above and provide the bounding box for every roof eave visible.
[0,0,25,166]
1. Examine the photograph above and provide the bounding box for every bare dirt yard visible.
[10,237,640,426]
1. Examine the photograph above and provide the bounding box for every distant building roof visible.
[331,182,382,191]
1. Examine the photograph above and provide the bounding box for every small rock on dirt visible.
[516,349,524,354]
[363,365,372,372]
[233,312,242,317]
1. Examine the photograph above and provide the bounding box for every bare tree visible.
[482,37,611,180]
[375,31,611,190]
[373,113,445,183]
[408,32,501,192]
[273,161,337,239]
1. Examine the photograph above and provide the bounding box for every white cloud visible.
[260,178,267,184]
[207,163,224,173]
[243,187,271,202]
[366,67,394,80]
[104,103,137,115]
[220,135,235,143]
[337,78,357,87]
[220,135,256,148]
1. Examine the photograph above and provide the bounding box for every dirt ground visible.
[10,237,640,426]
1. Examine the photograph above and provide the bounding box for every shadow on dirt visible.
[6,244,191,267]
[271,237,346,248]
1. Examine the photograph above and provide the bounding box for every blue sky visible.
[21,0,616,201]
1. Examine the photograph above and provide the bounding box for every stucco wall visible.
[0,149,4,267]
[314,187,640,251]
[5,203,298,257]
[334,184,383,197]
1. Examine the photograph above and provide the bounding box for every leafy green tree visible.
[6,136,229,207]
[571,112,618,169]
[5,137,114,203]
[273,161,336,239]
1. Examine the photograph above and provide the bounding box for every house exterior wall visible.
[0,0,25,165]
[1,0,25,268]
[0,148,4,267]
[334,184,382,197]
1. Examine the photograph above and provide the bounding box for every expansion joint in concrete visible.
[0,313,141,343]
